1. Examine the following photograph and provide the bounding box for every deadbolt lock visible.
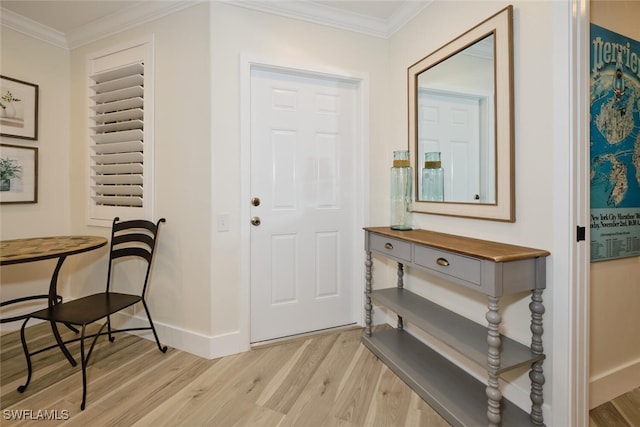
[251,197,261,207]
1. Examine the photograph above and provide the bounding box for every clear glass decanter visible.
[422,151,444,201]
[390,150,413,230]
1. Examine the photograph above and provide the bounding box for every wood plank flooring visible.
[1,323,638,426]
[1,323,450,426]
[590,387,640,427]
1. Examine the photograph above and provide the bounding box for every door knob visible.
[251,197,261,207]
[251,216,261,226]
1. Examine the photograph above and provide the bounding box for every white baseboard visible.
[0,303,248,360]
[110,311,248,360]
[589,358,640,408]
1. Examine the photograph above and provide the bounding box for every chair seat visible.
[29,293,141,326]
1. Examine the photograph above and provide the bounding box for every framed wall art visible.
[0,144,38,204]
[589,24,640,261]
[0,76,39,140]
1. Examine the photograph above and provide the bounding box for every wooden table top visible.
[364,227,550,263]
[0,236,108,266]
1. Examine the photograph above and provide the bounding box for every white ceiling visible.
[1,1,146,34]
[0,0,429,48]
[312,1,414,20]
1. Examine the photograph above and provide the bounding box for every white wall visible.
[208,2,387,347]
[208,1,577,420]
[64,2,386,356]
[387,0,573,420]
[0,27,71,328]
[1,1,585,423]
[66,3,214,351]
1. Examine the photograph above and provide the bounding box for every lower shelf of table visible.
[362,328,541,427]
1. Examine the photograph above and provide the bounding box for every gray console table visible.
[362,227,550,427]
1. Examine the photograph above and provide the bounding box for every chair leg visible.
[64,323,80,334]
[56,295,79,334]
[142,300,167,353]
[79,321,108,410]
[17,318,32,393]
[107,315,114,342]
[50,320,77,367]
[80,325,87,410]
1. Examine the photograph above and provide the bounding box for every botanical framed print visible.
[0,76,39,140]
[0,144,38,204]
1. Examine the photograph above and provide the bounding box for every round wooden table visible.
[0,236,107,266]
[1,235,108,365]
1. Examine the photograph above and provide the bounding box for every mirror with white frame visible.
[408,5,514,222]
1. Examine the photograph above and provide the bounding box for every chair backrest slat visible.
[113,219,158,234]
[112,233,155,250]
[105,217,165,295]
[111,247,152,262]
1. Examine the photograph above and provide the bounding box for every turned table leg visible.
[365,251,372,337]
[397,262,404,330]
[529,288,546,425]
[486,296,502,427]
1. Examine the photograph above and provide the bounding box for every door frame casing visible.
[239,53,370,348]
[568,0,591,424]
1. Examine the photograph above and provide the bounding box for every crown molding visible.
[1,0,429,50]
[66,1,201,49]
[1,7,68,49]
[1,1,201,50]
[225,0,430,39]
[385,1,432,37]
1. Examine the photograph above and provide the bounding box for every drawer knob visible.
[384,242,394,250]
[436,257,450,267]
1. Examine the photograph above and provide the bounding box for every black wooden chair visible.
[17,217,167,410]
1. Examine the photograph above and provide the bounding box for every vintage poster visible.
[590,24,640,262]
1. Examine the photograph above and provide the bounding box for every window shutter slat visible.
[91,152,144,164]
[91,107,143,124]
[92,141,143,154]
[92,129,143,144]
[91,163,143,174]
[90,86,144,104]
[89,59,147,211]
[90,119,143,133]
[90,97,143,114]
[90,63,144,83]
[91,185,143,196]
[92,174,143,185]
[92,196,144,207]
[90,74,143,93]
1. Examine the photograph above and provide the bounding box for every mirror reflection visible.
[408,5,514,222]
[416,35,495,203]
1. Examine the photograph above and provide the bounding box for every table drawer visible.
[414,246,481,285]
[369,234,412,263]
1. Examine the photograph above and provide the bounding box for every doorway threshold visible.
[250,323,360,349]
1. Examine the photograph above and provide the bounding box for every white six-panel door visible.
[249,67,358,343]
[418,90,481,202]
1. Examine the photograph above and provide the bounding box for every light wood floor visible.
[590,387,640,427]
[1,323,450,426]
[2,323,638,426]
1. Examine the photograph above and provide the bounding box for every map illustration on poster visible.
[590,24,640,262]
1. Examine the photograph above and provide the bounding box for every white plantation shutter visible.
[87,38,154,225]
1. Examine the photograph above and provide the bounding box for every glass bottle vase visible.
[390,150,413,230]
[422,151,444,201]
